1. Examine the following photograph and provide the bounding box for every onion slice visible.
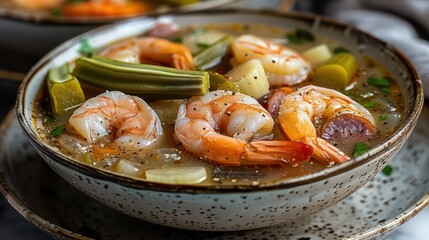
[145,166,207,185]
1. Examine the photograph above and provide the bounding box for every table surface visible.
[0,1,428,239]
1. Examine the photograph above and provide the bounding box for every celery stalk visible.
[47,63,85,114]
[312,53,358,89]
[194,35,233,70]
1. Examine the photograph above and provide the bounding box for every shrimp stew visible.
[33,22,403,186]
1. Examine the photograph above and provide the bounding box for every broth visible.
[33,23,403,186]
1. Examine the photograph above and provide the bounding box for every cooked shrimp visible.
[69,91,162,150]
[100,37,195,70]
[62,0,148,17]
[13,0,63,10]
[279,85,376,164]
[174,90,313,166]
[231,34,311,86]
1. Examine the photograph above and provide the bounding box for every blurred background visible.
[0,0,428,239]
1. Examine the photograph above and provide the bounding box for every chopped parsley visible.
[46,114,58,122]
[367,77,391,87]
[79,37,94,56]
[363,101,376,108]
[285,29,315,44]
[379,115,389,121]
[50,126,64,138]
[172,37,183,43]
[380,87,391,94]
[382,165,393,176]
[353,142,371,157]
[333,47,350,55]
[368,77,391,94]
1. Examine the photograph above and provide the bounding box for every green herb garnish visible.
[367,77,391,87]
[379,115,389,121]
[285,33,304,44]
[382,165,393,176]
[353,142,371,157]
[380,87,391,94]
[50,126,64,138]
[79,38,94,56]
[296,29,315,41]
[46,114,58,122]
[363,101,376,108]
[333,47,350,55]
[285,29,315,44]
[172,37,183,43]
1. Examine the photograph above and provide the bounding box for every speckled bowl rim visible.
[349,194,429,240]
[16,9,424,193]
[1,109,429,239]
[0,0,236,24]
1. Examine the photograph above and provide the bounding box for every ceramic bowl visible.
[16,10,424,231]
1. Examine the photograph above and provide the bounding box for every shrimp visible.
[231,34,311,86]
[278,85,376,165]
[68,91,162,150]
[100,37,195,70]
[13,0,63,10]
[62,0,148,17]
[174,90,313,166]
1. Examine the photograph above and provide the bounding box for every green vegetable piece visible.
[285,33,304,44]
[46,114,58,122]
[51,126,64,138]
[353,142,371,157]
[194,35,234,70]
[367,77,391,87]
[76,153,96,165]
[381,87,391,94]
[172,37,183,43]
[79,37,94,56]
[47,63,86,114]
[196,43,210,49]
[208,72,240,92]
[379,115,389,121]
[333,47,350,55]
[285,29,315,44]
[296,29,315,42]
[382,165,393,176]
[72,55,210,99]
[312,53,359,89]
[226,59,270,99]
[363,101,376,108]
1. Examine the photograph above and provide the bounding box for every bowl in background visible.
[16,10,424,231]
[0,0,236,65]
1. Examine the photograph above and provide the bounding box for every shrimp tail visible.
[172,53,195,71]
[242,141,313,165]
[301,137,350,165]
